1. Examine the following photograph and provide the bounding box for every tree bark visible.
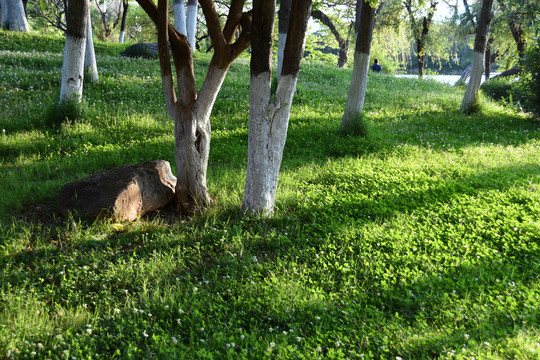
[404,0,437,77]
[1,0,8,29]
[85,10,99,82]
[461,0,494,113]
[4,0,29,32]
[137,0,251,212]
[340,0,375,135]
[311,9,349,68]
[186,0,198,50]
[277,0,291,83]
[496,0,526,58]
[119,0,129,43]
[174,0,187,36]
[59,0,88,105]
[242,0,312,215]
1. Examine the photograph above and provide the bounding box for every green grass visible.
[1,30,539,359]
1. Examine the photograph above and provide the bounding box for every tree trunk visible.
[404,0,437,78]
[311,9,349,68]
[5,0,29,31]
[277,0,291,83]
[186,0,198,50]
[496,0,526,58]
[242,0,312,215]
[485,37,493,80]
[137,0,251,212]
[174,0,187,36]
[461,0,494,113]
[0,0,7,28]
[119,0,129,43]
[59,0,88,105]
[85,11,99,82]
[340,0,375,135]
[417,41,426,77]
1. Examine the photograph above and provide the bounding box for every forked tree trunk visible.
[277,0,291,83]
[119,0,129,43]
[186,0,198,50]
[137,0,251,212]
[404,0,437,78]
[461,0,494,113]
[5,0,29,31]
[59,0,88,104]
[340,0,375,135]
[84,11,99,82]
[311,9,349,68]
[174,0,187,35]
[242,0,312,215]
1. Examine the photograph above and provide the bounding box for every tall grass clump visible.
[0,30,539,359]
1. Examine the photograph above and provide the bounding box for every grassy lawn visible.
[0,30,539,359]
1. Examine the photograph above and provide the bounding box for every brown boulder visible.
[57,160,177,221]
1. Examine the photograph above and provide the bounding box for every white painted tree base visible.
[60,35,86,104]
[341,51,370,132]
[174,1,187,36]
[461,51,484,112]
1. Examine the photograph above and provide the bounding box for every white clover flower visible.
[240,335,245,340]
[316,346,322,352]
[114,308,120,314]
[296,337,302,342]
[30,352,36,356]
[86,328,92,335]
[200,327,205,332]
[464,334,470,340]
[171,337,178,344]
[37,343,43,349]
[142,330,149,338]
[269,342,276,348]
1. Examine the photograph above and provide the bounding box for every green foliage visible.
[1,31,539,360]
[481,77,514,101]
[516,30,540,116]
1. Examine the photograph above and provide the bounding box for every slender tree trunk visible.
[60,0,89,104]
[311,9,349,68]
[174,0,187,35]
[461,0,494,113]
[242,0,312,215]
[186,0,198,50]
[0,0,7,29]
[85,11,98,82]
[119,0,129,43]
[277,0,291,83]
[417,41,426,76]
[340,0,375,135]
[496,0,526,58]
[485,37,493,80]
[404,0,437,78]
[5,0,29,31]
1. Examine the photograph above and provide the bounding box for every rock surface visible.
[57,160,177,221]
[120,43,160,59]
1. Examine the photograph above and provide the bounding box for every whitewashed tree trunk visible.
[0,0,8,29]
[84,13,99,82]
[243,74,298,214]
[461,51,484,111]
[174,0,187,36]
[242,0,311,215]
[277,0,291,84]
[340,0,375,135]
[59,0,88,105]
[119,31,125,43]
[186,0,198,50]
[119,0,129,43]
[461,0,494,113]
[341,52,370,132]
[5,0,29,32]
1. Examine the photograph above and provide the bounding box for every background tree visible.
[242,0,312,214]
[174,0,188,35]
[340,0,376,135]
[1,0,30,31]
[403,0,438,76]
[136,0,251,212]
[85,6,98,82]
[118,0,129,43]
[59,0,89,105]
[94,0,122,40]
[277,0,291,83]
[186,0,198,49]
[461,0,494,112]
[27,0,67,34]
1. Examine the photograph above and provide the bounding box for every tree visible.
[119,0,129,43]
[94,0,122,40]
[242,0,312,215]
[311,7,353,68]
[340,0,376,135]
[27,0,67,34]
[59,0,89,105]
[403,0,438,77]
[496,0,526,58]
[1,0,30,31]
[277,0,291,83]
[136,0,251,212]
[85,7,99,82]
[174,0,187,35]
[461,0,494,112]
[186,0,198,49]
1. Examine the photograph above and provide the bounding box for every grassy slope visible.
[0,30,539,359]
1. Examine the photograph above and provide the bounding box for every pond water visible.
[395,74,498,85]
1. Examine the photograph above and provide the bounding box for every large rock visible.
[57,160,177,221]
